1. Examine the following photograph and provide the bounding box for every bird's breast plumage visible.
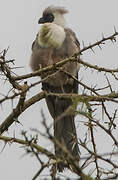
[38,23,66,49]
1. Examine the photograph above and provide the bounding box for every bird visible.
[30,6,80,172]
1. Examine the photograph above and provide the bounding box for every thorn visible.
[0,103,3,110]
[89,43,95,53]
[82,40,85,48]
[0,142,7,153]
[111,36,116,43]
[98,44,102,50]
[114,26,117,33]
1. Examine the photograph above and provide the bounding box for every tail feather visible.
[54,115,79,171]
[42,81,79,171]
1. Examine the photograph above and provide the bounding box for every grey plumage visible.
[30,6,80,171]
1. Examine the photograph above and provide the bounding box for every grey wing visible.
[72,31,80,93]
[64,28,80,90]
[66,28,80,51]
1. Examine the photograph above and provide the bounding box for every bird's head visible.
[37,6,68,49]
[38,6,68,27]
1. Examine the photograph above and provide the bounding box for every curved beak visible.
[38,17,45,24]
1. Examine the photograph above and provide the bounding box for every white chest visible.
[38,23,66,49]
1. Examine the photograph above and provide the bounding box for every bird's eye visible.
[44,13,54,23]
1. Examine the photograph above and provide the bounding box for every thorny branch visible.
[11,31,118,81]
[0,31,118,179]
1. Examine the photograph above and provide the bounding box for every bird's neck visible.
[53,13,66,27]
[38,23,66,49]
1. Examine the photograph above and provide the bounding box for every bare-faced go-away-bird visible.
[30,6,80,171]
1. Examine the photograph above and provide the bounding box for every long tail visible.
[42,81,79,171]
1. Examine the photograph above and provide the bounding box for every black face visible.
[38,13,54,24]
